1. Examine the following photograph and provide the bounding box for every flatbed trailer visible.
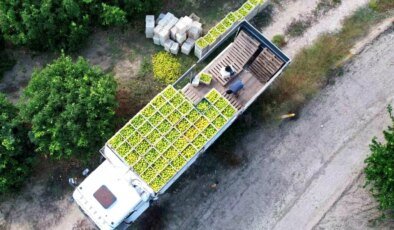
[73,21,290,229]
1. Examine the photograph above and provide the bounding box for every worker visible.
[226,80,244,96]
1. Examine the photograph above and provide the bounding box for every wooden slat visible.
[207,31,260,86]
[249,48,284,84]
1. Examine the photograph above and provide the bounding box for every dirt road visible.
[133,28,394,229]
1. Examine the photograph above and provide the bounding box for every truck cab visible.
[73,150,152,229]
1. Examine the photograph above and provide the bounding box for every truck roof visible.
[106,21,290,193]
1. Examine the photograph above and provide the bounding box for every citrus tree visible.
[365,105,394,216]
[0,0,160,51]
[0,93,33,194]
[19,54,117,159]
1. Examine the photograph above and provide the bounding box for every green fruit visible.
[213,115,227,129]
[186,110,201,123]
[127,132,143,147]
[172,155,187,170]
[200,73,212,85]
[108,135,124,149]
[196,100,210,112]
[164,147,179,161]
[135,140,150,154]
[168,111,182,124]
[178,102,193,115]
[185,127,199,141]
[174,138,188,151]
[195,117,209,131]
[141,104,155,118]
[166,129,181,143]
[145,148,160,163]
[205,108,219,121]
[119,125,134,138]
[205,89,221,103]
[130,114,145,128]
[203,125,217,139]
[151,95,166,109]
[182,145,197,159]
[147,129,161,144]
[125,151,139,164]
[133,160,149,175]
[116,142,131,157]
[214,97,229,111]
[157,120,171,134]
[156,139,170,153]
[169,94,184,107]
[222,106,236,119]
[192,135,207,149]
[139,122,153,136]
[148,112,164,126]
[162,86,177,99]
[196,38,209,48]
[176,119,191,133]
[141,169,156,183]
[159,103,174,116]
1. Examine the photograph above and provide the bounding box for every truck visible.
[72,20,290,229]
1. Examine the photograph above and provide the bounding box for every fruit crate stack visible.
[194,0,266,59]
[107,86,237,192]
[149,12,203,55]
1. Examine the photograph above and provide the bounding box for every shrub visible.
[152,52,182,84]
[100,3,127,26]
[364,106,394,216]
[272,34,287,48]
[0,93,33,194]
[19,54,117,160]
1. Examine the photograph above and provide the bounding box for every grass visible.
[285,17,313,37]
[258,4,390,119]
[313,0,342,16]
[138,57,152,78]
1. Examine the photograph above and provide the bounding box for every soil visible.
[0,0,392,229]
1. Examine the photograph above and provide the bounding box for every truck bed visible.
[103,21,290,195]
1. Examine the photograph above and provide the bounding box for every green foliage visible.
[152,52,182,84]
[272,34,286,48]
[365,106,394,216]
[0,93,33,194]
[100,3,127,26]
[0,0,160,51]
[0,0,90,51]
[19,54,117,159]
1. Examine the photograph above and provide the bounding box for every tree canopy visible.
[19,54,118,159]
[0,93,32,194]
[365,105,394,216]
[0,0,160,51]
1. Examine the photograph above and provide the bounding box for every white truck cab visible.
[73,151,152,229]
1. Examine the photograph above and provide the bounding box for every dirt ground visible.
[0,0,392,230]
[132,27,393,230]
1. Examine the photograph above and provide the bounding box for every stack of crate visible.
[146,12,203,56]
[145,15,155,38]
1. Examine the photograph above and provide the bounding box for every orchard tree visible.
[20,54,117,159]
[365,105,394,217]
[0,0,91,51]
[0,0,160,51]
[0,93,33,193]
